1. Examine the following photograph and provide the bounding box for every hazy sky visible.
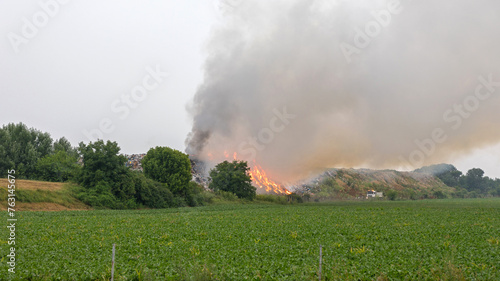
[1,0,499,179]
[1,0,214,150]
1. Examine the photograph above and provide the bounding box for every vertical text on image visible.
[6,169,17,274]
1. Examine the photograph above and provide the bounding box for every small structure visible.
[366,190,383,199]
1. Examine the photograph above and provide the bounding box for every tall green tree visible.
[36,150,80,182]
[0,129,14,175]
[75,141,180,209]
[209,160,256,200]
[0,123,53,178]
[464,168,487,193]
[77,140,135,202]
[436,167,463,187]
[142,146,192,195]
[53,137,78,158]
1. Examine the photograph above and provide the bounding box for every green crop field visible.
[1,199,499,280]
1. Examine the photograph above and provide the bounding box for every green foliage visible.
[5,199,500,280]
[53,137,77,156]
[35,150,80,182]
[76,141,176,209]
[386,190,398,201]
[433,190,447,199]
[74,180,126,209]
[0,183,87,208]
[0,124,83,182]
[436,166,500,197]
[215,190,239,201]
[142,146,192,195]
[77,140,128,188]
[464,168,487,192]
[287,192,304,203]
[76,140,137,208]
[436,167,463,187]
[184,181,210,207]
[256,194,289,204]
[130,171,175,209]
[209,160,256,200]
[0,122,54,178]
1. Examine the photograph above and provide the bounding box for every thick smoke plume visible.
[186,0,500,183]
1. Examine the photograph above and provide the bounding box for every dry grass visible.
[0,178,90,211]
[9,202,90,211]
[0,178,65,190]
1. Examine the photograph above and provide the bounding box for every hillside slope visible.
[0,179,91,211]
[295,168,455,200]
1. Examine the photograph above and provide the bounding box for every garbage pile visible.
[124,154,146,171]
[190,157,211,189]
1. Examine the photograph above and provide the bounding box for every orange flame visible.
[213,151,291,195]
[248,164,291,195]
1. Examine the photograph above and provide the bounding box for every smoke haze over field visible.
[186,0,500,182]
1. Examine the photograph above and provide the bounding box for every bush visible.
[74,142,179,210]
[74,181,119,209]
[142,146,191,195]
[35,151,80,182]
[132,172,174,209]
[215,190,239,201]
[386,190,397,201]
[287,192,304,203]
[433,190,447,199]
[173,196,187,207]
[196,191,216,205]
[209,161,256,200]
[184,181,207,207]
[256,194,289,204]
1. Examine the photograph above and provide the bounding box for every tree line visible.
[5,122,496,209]
[435,166,500,198]
[0,123,257,209]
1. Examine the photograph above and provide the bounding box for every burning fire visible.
[203,151,291,195]
[248,164,291,195]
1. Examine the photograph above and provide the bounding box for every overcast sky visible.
[1,0,499,179]
[1,0,214,150]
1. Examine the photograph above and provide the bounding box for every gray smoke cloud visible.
[186,0,500,182]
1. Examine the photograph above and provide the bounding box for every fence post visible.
[111,244,116,281]
[319,244,322,281]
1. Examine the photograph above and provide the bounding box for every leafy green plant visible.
[2,198,500,280]
[209,160,256,200]
[386,190,397,201]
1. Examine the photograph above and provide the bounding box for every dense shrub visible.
[256,194,289,204]
[209,161,256,200]
[35,151,80,182]
[76,141,179,209]
[386,190,398,201]
[142,146,191,195]
[215,190,239,201]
